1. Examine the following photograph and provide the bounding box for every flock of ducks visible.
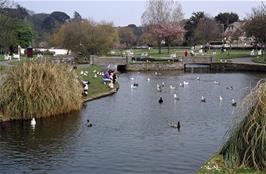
[130,72,240,130]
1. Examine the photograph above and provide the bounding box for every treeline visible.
[0,0,265,57]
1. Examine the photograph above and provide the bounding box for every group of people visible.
[102,70,117,88]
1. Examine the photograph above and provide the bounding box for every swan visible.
[31,118,36,126]
[201,96,206,102]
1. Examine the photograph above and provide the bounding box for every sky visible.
[16,0,263,26]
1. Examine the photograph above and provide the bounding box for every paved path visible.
[230,57,260,65]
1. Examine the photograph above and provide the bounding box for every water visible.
[0,71,265,174]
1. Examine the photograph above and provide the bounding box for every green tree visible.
[184,11,205,45]
[51,20,118,57]
[215,12,239,31]
[72,11,82,21]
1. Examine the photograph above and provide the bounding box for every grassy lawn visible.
[0,55,4,61]
[75,64,117,98]
[108,48,254,61]
[252,56,266,64]
[197,154,263,174]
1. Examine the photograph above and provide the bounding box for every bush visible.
[0,61,83,120]
[220,80,266,171]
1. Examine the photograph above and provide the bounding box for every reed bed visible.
[0,61,83,120]
[220,80,266,171]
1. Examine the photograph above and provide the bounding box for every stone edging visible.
[83,84,119,102]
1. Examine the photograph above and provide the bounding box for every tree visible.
[0,15,33,52]
[194,17,223,44]
[215,12,239,31]
[51,20,118,57]
[245,2,266,60]
[151,22,184,54]
[141,0,184,54]
[118,27,135,48]
[184,11,205,45]
[72,11,82,21]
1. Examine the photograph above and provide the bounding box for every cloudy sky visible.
[16,0,262,26]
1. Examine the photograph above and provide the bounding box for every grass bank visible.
[198,154,262,174]
[75,64,118,99]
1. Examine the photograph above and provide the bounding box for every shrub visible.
[0,61,83,120]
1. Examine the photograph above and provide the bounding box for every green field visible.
[197,154,263,174]
[108,48,255,61]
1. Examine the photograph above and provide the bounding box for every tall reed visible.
[0,61,83,120]
[220,80,266,171]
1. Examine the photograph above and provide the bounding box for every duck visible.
[169,121,181,130]
[162,82,165,87]
[31,118,36,126]
[201,96,206,102]
[179,83,184,87]
[219,96,223,101]
[86,120,92,127]
[131,84,137,89]
[158,97,163,104]
[232,99,237,106]
[170,85,176,90]
[174,94,179,100]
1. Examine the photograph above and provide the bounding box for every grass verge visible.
[198,154,263,174]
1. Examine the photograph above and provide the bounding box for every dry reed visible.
[220,80,266,171]
[0,61,83,120]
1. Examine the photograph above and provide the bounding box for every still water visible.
[0,71,265,174]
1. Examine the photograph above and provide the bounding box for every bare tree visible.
[141,0,184,54]
[194,17,223,44]
[245,2,266,60]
